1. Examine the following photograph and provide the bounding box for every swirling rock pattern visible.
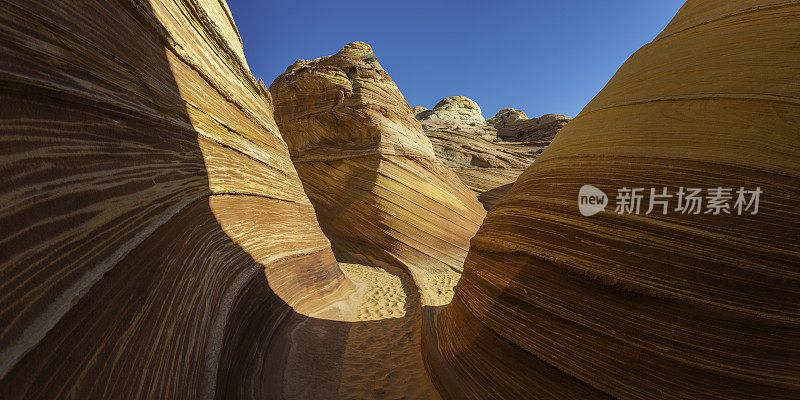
[416,95,486,125]
[430,1,800,399]
[270,42,486,306]
[415,98,570,209]
[419,114,537,209]
[487,109,572,142]
[0,0,355,398]
[4,0,798,398]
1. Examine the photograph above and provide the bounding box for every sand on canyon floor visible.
[337,263,442,400]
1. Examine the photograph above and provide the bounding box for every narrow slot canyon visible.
[0,0,798,399]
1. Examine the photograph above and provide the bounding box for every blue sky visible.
[227,0,686,119]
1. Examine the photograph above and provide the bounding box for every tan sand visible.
[338,263,442,399]
[339,263,407,321]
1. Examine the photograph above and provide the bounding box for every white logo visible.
[578,185,608,216]
[578,185,762,216]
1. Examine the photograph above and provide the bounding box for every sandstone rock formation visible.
[488,109,572,142]
[268,44,487,398]
[270,42,486,306]
[416,95,486,125]
[0,0,358,398]
[414,97,568,208]
[411,105,429,116]
[1,0,479,395]
[430,1,800,399]
[490,107,528,122]
[419,114,537,209]
[3,0,798,399]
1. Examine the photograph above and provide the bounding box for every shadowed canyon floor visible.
[338,263,441,399]
[1,0,798,399]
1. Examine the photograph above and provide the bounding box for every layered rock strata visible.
[431,1,800,399]
[270,42,486,306]
[3,0,798,399]
[416,95,486,125]
[488,109,572,143]
[0,0,356,398]
[415,97,569,208]
[420,116,535,209]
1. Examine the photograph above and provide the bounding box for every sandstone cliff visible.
[2,0,798,399]
[0,1,474,395]
[0,0,357,398]
[430,1,800,398]
[268,44,489,398]
[419,114,533,209]
[270,42,486,306]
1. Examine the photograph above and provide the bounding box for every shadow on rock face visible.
[0,1,362,398]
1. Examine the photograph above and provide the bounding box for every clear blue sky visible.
[227,0,686,119]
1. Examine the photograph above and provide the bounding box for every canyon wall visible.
[270,43,486,306]
[0,0,355,398]
[3,0,798,399]
[431,0,800,399]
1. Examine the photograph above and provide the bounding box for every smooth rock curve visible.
[270,42,487,306]
[431,1,800,399]
[0,0,355,398]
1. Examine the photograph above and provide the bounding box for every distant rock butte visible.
[414,97,569,208]
[411,105,429,116]
[491,107,528,121]
[418,115,531,209]
[488,109,572,142]
[416,95,486,125]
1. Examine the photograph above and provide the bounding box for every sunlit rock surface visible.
[488,109,572,142]
[0,0,356,398]
[415,97,567,209]
[419,114,536,209]
[411,105,429,116]
[2,0,798,399]
[416,95,486,125]
[270,42,486,307]
[430,1,800,399]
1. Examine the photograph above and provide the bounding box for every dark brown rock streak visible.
[430,1,800,399]
[0,0,354,398]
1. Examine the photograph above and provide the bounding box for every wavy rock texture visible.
[415,97,568,209]
[416,96,486,125]
[0,0,358,398]
[430,1,800,399]
[270,42,486,306]
[5,0,797,399]
[487,109,572,143]
[419,114,538,209]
